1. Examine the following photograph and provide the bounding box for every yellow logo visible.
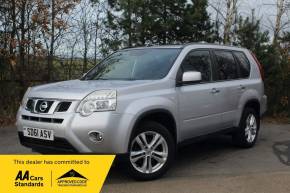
[0,155,115,193]
[56,169,88,187]
[14,170,44,187]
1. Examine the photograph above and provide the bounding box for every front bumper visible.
[16,105,135,154]
[18,132,77,153]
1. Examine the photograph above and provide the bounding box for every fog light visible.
[89,131,103,143]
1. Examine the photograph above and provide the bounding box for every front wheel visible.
[232,107,260,148]
[126,121,175,180]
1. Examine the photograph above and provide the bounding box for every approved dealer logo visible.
[14,170,44,187]
[56,169,88,187]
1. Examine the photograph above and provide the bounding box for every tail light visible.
[250,51,264,81]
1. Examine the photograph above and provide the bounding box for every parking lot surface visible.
[1,123,290,193]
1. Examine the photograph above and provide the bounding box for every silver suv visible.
[17,44,267,180]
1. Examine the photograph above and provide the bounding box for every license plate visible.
[23,127,54,141]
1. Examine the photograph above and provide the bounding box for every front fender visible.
[122,96,179,151]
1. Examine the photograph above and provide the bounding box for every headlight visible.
[76,90,117,116]
[21,87,31,107]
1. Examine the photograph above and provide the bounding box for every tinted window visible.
[233,51,250,78]
[214,51,238,80]
[181,50,212,82]
[83,48,181,80]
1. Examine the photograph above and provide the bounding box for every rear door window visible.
[213,50,239,81]
[233,51,250,78]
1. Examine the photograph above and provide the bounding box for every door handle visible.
[211,88,220,94]
[238,85,246,90]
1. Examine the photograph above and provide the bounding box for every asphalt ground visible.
[1,122,290,193]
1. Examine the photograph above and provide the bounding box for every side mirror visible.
[182,71,202,83]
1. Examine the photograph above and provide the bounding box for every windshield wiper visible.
[95,78,136,81]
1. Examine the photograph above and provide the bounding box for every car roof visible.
[123,43,247,51]
[123,45,183,50]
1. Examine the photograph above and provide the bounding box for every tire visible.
[232,107,260,148]
[126,121,175,181]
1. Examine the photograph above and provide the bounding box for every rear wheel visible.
[233,107,260,148]
[126,121,175,180]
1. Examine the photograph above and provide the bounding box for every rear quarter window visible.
[233,51,251,78]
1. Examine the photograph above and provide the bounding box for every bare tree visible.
[209,0,239,44]
[33,0,79,80]
[261,0,290,45]
[78,0,94,73]
[273,0,287,44]
[92,1,107,65]
[223,0,238,44]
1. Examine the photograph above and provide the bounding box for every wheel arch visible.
[235,98,261,127]
[243,99,261,116]
[128,109,177,151]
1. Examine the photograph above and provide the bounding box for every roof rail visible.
[182,42,242,49]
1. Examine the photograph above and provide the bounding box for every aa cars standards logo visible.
[14,170,44,187]
[56,169,88,187]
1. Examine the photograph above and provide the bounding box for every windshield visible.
[82,48,181,80]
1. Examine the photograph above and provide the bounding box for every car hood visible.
[28,79,153,100]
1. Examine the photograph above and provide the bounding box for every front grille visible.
[25,99,72,114]
[26,99,34,111]
[26,99,53,113]
[35,100,53,113]
[22,115,63,124]
[56,102,71,112]
[18,132,77,153]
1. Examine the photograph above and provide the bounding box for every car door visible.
[212,50,242,128]
[177,49,226,141]
[232,50,252,120]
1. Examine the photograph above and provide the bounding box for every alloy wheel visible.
[130,131,168,174]
[245,114,257,143]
